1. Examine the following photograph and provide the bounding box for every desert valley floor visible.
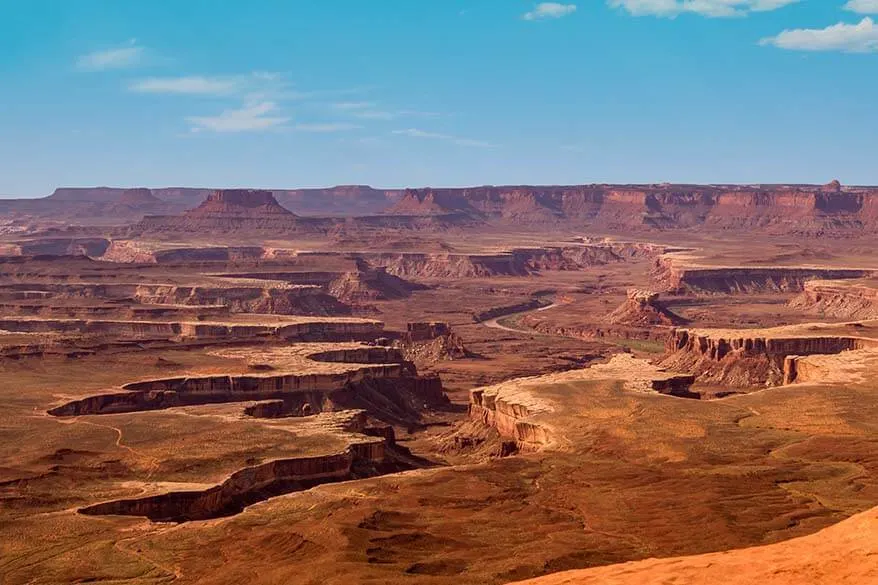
[1,183,877,584]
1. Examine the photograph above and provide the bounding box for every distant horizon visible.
[4,178,877,200]
[3,2,877,197]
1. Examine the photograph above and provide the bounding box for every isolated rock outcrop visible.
[401,321,469,363]
[189,189,295,217]
[607,289,686,327]
[133,189,329,233]
[327,262,426,303]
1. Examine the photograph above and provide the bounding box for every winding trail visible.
[481,302,559,334]
[54,416,163,479]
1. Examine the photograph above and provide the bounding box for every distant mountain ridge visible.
[385,182,878,233]
[0,185,401,224]
[2,182,878,234]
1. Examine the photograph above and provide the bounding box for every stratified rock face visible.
[117,188,159,204]
[0,316,383,343]
[5,181,878,233]
[387,189,484,218]
[469,354,697,450]
[789,280,878,320]
[0,187,182,225]
[382,182,878,234]
[402,321,469,362]
[327,264,425,303]
[274,185,401,216]
[0,237,111,257]
[405,321,452,342]
[606,289,686,327]
[0,281,351,316]
[133,190,330,233]
[652,256,874,294]
[359,243,666,280]
[188,190,296,217]
[662,328,878,387]
[79,449,365,521]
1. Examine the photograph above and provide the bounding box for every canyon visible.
[1,186,878,585]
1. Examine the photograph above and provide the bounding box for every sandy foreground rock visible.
[508,504,878,585]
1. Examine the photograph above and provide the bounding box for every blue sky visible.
[2,1,877,197]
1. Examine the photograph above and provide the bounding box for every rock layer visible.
[469,354,696,452]
[663,325,878,387]
[789,279,878,320]
[653,255,873,294]
[387,183,878,233]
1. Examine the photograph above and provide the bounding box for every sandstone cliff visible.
[663,326,878,388]
[0,187,182,224]
[469,354,696,453]
[384,182,878,234]
[789,279,878,320]
[8,181,878,234]
[652,255,874,294]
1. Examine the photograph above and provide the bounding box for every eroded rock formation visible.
[607,289,687,327]
[789,279,878,320]
[6,182,878,234]
[0,280,351,316]
[0,315,382,343]
[652,254,874,294]
[468,354,696,452]
[327,263,426,303]
[359,243,666,280]
[79,447,372,521]
[47,341,446,420]
[385,182,878,234]
[133,190,329,234]
[401,322,469,363]
[663,325,878,387]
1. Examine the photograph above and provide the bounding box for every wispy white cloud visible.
[845,0,878,14]
[523,3,577,20]
[608,0,799,18]
[76,40,144,71]
[331,102,393,119]
[130,76,242,95]
[129,72,294,99]
[131,72,378,134]
[392,128,496,148]
[760,17,878,52]
[332,102,441,121]
[332,102,376,110]
[187,101,290,133]
[293,122,362,132]
[397,109,441,117]
[355,136,388,146]
[353,111,395,120]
